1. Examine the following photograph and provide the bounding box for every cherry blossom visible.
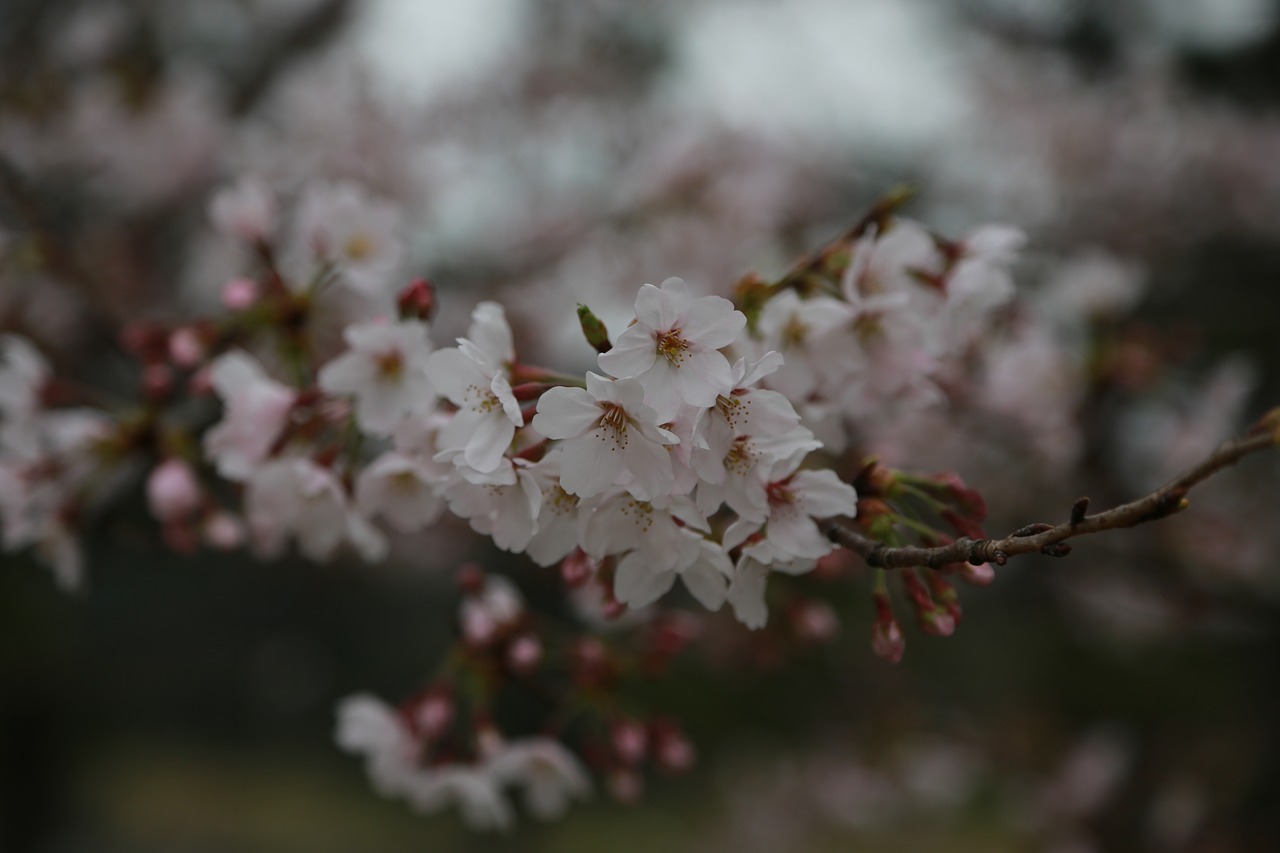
[488,738,593,821]
[292,181,404,296]
[203,351,297,481]
[724,452,858,565]
[318,319,435,434]
[355,451,447,533]
[532,373,678,500]
[428,303,523,475]
[597,277,746,421]
[244,458,385,563]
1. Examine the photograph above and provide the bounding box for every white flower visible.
[694,426,821,523]
[459,575,525,646]
[335,693,421,798]
[319,319,435,434]
[727,554,814,630]
[724,452,857,564]
[428,302,522,475]
[444,460,541,554]
[532,373,678,501]
[245,458,385,562]
[355,451,447,533]
[488,738,592,821]
[208,175,277,243]
[615,535,733,611]
[293,181,403,295]
[0,335,49,422]
[755,291,853,401]
[597,277,746,421]
[523,452,586,568]
[407,765,512,831]
[203,351,296,481]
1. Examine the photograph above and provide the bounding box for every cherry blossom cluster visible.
[2,175,1273,831]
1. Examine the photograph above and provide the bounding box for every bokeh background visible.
[3,0,1280,850]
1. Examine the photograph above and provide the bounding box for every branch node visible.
[1041,542,1072,558]
[1070,497,1089,525]
[1013,523,1054,538]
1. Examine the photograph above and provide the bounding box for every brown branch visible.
[824,428,1279,570]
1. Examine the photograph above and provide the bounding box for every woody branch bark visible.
[823,427,1279,570]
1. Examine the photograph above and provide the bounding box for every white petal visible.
[614,551,676,607]
[532,387,600,439]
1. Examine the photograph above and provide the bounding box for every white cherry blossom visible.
[355,451,447,533]
[292,181,403,295]
[724,452,858,564]
[428,303,522,475]
[203,351,296,481]
[444,459,541,554]
[597,277,746,421]
[319,319,435,434]
[245,457,385,562]
[488,737,592,821]
[532,373,677,501]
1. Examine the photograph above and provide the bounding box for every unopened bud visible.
[147,458,202,522]
[576,304,612,353]
[222,277,260,311]
[960,561,995,587]
[203,510,245,550]
[397,278,437,321]
[560,549,596,587]
[793,600,840,643]
[872,619,905,663]
[456,563,486,595]
[142,363,174,402]
[168,327,205,368]
[414,693,454,740]
[654,729,696,774]
[608,769,644,805]
[920,607,956,637]
[612,720,648,765]
[505,634,542,675]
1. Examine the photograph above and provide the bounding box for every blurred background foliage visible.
[3,0,1280,850]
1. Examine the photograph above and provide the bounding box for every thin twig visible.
[824,429,1278,570]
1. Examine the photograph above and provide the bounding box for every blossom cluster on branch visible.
[1,174,1275,830]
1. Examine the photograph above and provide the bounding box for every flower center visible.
[715,393,749,431]
[656,329,691,366]
[374,349,404,380]
[598,403,628,436]
[724,435,756,475]
[766,478,797,508]
[343,233,375,261]
[781,315,808,349]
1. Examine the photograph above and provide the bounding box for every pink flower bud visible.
[612,720,648,765]
[608,769,644,805]
[221,277,260,311]
[961,561,996,587]
[559,549,596,587]
[921,608,956,637]
[146,459,201,522]
[506,634,542,674]
[202,511,245,549]
[142,363,174,401]
[793,600,840,643]
[397,277,437,321]
[872,619,905,664]
[413,694,454,740]
[168,327,205,368]
[654,728,696,774]
[462,605,497,647]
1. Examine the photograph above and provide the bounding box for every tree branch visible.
[824,427,1279,570]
